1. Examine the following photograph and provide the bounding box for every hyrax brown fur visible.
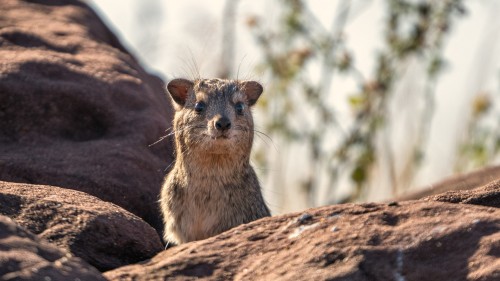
[160,78,271,244]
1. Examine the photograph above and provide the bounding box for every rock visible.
[0,181,164,272]
[0,215,106,281]
[0,0,174,232]
[104,201,500,280]
[398,165,500,200]
[424,179,500,209]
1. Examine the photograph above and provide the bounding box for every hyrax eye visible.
[194,102,206,113]
[235,102,245,115]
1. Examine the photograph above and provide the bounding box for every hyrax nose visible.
[215,116,231,131]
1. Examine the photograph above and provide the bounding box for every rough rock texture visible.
[0,215,105,281]
[0,181,163,271]
[0,0,174,232]
[424,179,500,209]
[105,200,500,281]
[398,165,500,200]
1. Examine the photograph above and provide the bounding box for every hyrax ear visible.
[240,81,263,106]
[167,78,194,107]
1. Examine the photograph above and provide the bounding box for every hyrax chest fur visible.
[160,78,271,244]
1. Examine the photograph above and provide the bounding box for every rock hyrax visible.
[160,78,271,244]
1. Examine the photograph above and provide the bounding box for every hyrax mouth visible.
[212,136,229,140]
[209,132,231,140]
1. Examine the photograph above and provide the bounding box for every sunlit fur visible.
[161,78,271,244]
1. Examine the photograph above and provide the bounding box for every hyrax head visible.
[167,78,263,155]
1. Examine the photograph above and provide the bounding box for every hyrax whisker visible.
[254,130,278,152]
[149,125,203,147]
[148,135,169,147]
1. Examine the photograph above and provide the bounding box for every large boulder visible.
[105,200,500,280]
[0,0,174,231]
[0,215,105,281]
[0,181,164,271]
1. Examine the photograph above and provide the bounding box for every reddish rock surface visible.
[398,165,500,200]
[424,179,500,209]
[0,0,174,231]
[105,200,500,281]
[0,181,163,271]
[0,215,105,281]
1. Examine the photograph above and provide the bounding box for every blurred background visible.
[88,0,500,214]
